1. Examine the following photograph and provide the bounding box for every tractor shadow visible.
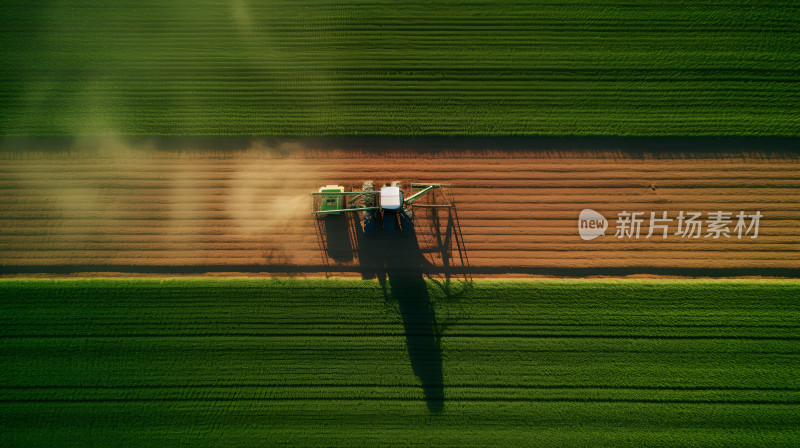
[373,235,444,413]
[315,214,355,264]
[315,204,471,414]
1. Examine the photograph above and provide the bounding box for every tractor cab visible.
[318,185,345,215]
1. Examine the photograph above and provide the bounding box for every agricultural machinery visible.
[312,182,451,236]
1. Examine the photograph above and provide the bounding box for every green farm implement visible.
[312,182,452,235]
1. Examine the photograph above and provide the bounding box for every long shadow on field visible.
[357,203,471,413]
[355,228,445,413]
[315,214,355,264]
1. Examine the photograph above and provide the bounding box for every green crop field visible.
[2,278,798,446]
[2,0,799,137]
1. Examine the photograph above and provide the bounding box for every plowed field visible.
[1,143,798,276]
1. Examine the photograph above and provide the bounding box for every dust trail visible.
[1,138,324,267]
[0,137,161,255]
[223,156,319,265]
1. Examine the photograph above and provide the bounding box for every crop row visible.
[3,1,798,136]
[1,278,798,446]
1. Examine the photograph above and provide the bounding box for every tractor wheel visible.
[362,181,379,235]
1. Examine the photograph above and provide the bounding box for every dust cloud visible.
[0,138,323,267]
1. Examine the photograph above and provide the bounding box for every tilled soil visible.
[1,146,797,277]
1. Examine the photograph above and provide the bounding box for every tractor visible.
[312,182,450,236]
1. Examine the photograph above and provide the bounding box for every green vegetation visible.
[2,1,798,137]
[2,278,798,446]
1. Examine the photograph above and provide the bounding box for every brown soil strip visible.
[1,143,797,278]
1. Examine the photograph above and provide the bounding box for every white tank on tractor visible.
[380,181,403,210]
